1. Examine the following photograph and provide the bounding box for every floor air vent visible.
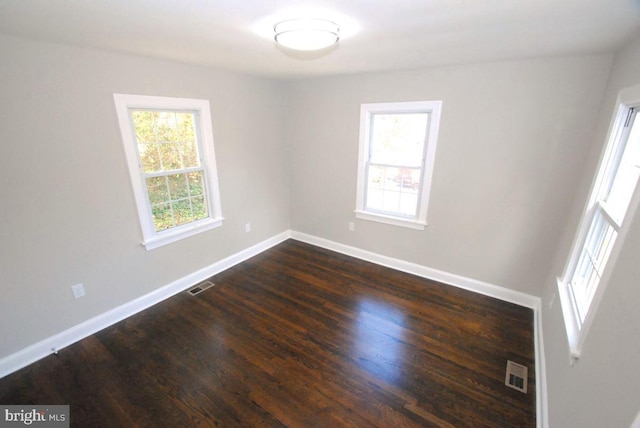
[188,280,215,296]
[505,360,528,393]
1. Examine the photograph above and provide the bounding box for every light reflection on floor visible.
[354,298,407,383]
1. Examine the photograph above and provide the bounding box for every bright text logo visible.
[0,406,69,427]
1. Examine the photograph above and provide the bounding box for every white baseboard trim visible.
[0,231,291,379]
[289,230,547,427]
[290,231,539,308]
[535,307,549,428]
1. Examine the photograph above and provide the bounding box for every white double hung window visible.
[114,94,223,250]
[558,99,640,359]
[355,101,442,229]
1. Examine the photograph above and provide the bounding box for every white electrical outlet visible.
[348,222,355,232]
[245,223,251,233]
[71,283,86,299]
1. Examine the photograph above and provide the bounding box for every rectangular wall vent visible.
[188,280,215,296]
[505,360,528,393]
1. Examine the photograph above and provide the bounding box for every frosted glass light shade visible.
[274,18,339,51]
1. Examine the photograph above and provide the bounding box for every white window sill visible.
[556,277,583,364]
[143,217,224,250]
[355,210,427,230]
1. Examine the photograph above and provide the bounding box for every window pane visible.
[151,203,173,232]
[148,174,210,232]
[139,143,161,173]
[168,173,189,199]
[393,167,421,191]
[571,208,618,321]
[159,142,182,171]
[177,112,196,141]
[382,190,401,213]
[367,165,385,190]
[605,115,640,224]
[366,165,421,218]
[146,176,169,205]
[172,199,193,227]
[188,171,205,196]
[181,140,199,168]
[131,110,200,172]
[147,171,210,232]
[366,188,384,212]
[384,167,401,190]
[400,193,418,217]
[155,111,179,142]
[192,195,208,221]
[370,113,429,167]
[177,113,200,168]
[131,111,157,143]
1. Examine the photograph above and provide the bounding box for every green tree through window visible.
[131,110,209,232]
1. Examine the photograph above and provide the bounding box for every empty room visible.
[1,1,640,427]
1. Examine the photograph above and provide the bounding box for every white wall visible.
[285,56,611,295]
[542,34,640,428]
[0,36,289,360]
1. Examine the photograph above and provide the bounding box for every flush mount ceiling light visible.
[274,18,340,51]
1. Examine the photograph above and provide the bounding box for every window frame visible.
[355,100,442,230]
[114,94,223,250]
[558,87,640,361]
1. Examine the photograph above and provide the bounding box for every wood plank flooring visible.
[0,239,536,427]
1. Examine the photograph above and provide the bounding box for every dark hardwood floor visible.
[0,239,535,427]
